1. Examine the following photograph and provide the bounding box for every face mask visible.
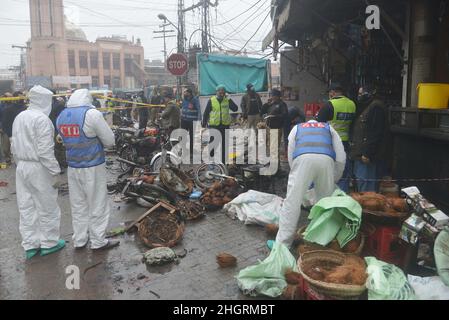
[357,93,372,104]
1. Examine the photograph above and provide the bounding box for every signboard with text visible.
[167,53,188,76]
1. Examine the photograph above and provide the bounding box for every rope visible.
[341,177,449,183]
[0,94,170,110]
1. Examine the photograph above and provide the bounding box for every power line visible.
[220,3,269,41]
[213,0,264,26]
[234,10,270,55]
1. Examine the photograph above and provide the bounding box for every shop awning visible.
[262,27,276,51]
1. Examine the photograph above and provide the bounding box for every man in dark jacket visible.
[149,88,163,124]
[0,93,11,166]
[2,91,26,163]
[137,91,149,130]
[261,89,288,158]
[241,83,263,131]
[261,89,288,130]
[181,89,201,162]
[350,85,386,192]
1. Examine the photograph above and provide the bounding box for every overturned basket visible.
[138,208,185,248]
[298,250,367,299]
[160,165,194,197]
[297,225,365,256]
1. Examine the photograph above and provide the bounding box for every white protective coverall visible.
[64,89,115,249]
[11,85,62,251]
[275,120,346,246]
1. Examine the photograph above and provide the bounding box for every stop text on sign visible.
[167,53,188,76]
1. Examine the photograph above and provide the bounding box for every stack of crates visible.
[364,225,406,266]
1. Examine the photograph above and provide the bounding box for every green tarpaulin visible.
[198,53,269,96]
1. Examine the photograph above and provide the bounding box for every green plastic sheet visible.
[365,257,415,300]
[434,226,449,286]
[303,189,362,247]
[198,53,269,95]
[236,242,298,297]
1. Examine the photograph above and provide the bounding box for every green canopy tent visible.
[197,53,270,96]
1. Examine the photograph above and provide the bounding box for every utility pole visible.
[178,0,187,89]
[153,24,176,64]
[178,0,186,54]
[183,1,219,53]
[12,45,28,90]
[202,0,210,53]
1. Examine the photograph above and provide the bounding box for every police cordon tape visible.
[0,94,169,110]
[340,177,449,183]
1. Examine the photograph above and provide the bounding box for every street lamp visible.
[157,13,185,100]
[158,14,179,32]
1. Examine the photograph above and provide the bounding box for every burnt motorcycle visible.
[118,123,183,173]
[107,164,176,207]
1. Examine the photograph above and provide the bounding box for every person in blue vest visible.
[57,89,119,251]
[270,119,346,248]
[181,88,201,163]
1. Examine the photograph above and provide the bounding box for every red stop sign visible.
[167,53,188,76]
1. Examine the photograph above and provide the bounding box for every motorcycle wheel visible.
[139,183,176,205]
[119,146,137,172]
[194,163,229,189]
[150,153,181,173]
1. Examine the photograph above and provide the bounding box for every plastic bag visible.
[224,190,283,226]
[304,189,362,247]
[407,275,449,300]
[365,257,415,300]
[236,242,298,297]
[434,227,449,286]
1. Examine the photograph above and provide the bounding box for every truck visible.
[196,53,272,114]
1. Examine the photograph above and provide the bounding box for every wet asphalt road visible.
[0,158,299,300]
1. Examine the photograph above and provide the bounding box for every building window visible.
[113,77,121,88]
[125,58,132,76]
[133,54,141,65]
[90,52,98,69]
[68,50,75,69]
[92,76,99,88]
[113,53,120,70]
[103,52,111,69]
[104,76,111,87]
[79,51,88,69]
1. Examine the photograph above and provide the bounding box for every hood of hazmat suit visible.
[28,85,53,116]
[67,89,93,108]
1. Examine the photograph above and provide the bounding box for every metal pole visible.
[163,22,167,64]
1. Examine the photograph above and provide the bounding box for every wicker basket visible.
[137,209,185,248]
[298,250,367,298]
[297,225,365,256]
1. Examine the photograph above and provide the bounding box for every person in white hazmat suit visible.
[56,89,119,250]
[11,85,65,259]
[272,120,346,247]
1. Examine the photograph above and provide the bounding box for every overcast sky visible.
[0,0,272,68]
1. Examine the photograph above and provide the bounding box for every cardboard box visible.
[422,210,449,228]
[399,214,426,245]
